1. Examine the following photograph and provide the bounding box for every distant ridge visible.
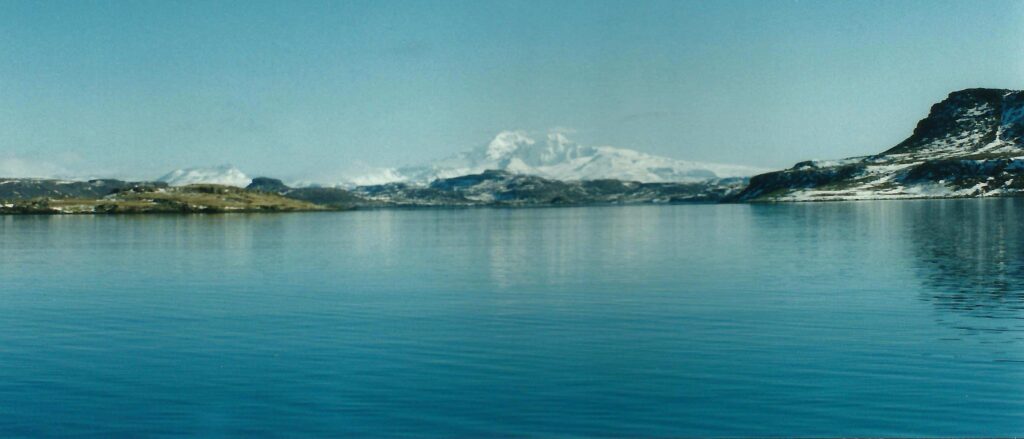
[0,170,749,214]
[341,131,767,186]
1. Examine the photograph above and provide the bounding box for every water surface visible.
[1,200,1023,436]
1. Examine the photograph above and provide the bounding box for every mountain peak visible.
[369,130,765,185]
[484,131,535,160]
[885,88,1022,155]
[947,87,1011,99]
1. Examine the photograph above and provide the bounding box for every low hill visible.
[1,184,327,214]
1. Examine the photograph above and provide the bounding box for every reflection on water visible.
[2,204,1024,436]
[480,206,678,289]
[905,199,1024,332]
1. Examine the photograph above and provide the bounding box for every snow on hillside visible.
[343,131,766,186]
[158,165,252,187]
[738,88,1024,202]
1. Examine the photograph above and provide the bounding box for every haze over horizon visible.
[2,0,1023,182]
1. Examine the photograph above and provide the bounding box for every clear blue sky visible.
[2,0,1023,180]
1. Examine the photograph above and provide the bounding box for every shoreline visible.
[4,192,1023,216]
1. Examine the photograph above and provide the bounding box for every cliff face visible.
[737,88,1024,201]
[885,88,1010,155]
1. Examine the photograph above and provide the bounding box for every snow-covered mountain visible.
[344,131,766,185]
[158,165,252,187]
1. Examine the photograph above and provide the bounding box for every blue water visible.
[1,200,1023,436]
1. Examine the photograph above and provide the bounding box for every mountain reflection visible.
[908,199,1024,325]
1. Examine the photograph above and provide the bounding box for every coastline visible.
[5,190,1024,216]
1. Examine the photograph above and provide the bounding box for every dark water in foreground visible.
[1,200,1023,436]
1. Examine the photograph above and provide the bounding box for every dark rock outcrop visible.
[885,88,1007,154]
[247,177,290,193]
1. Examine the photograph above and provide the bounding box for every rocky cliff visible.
[736,88,1024,201]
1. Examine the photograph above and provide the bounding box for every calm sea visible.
[1,200,1023,436]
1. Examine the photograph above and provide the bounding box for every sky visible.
[1,0,1023,181]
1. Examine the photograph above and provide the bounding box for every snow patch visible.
[157,165,252,187]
